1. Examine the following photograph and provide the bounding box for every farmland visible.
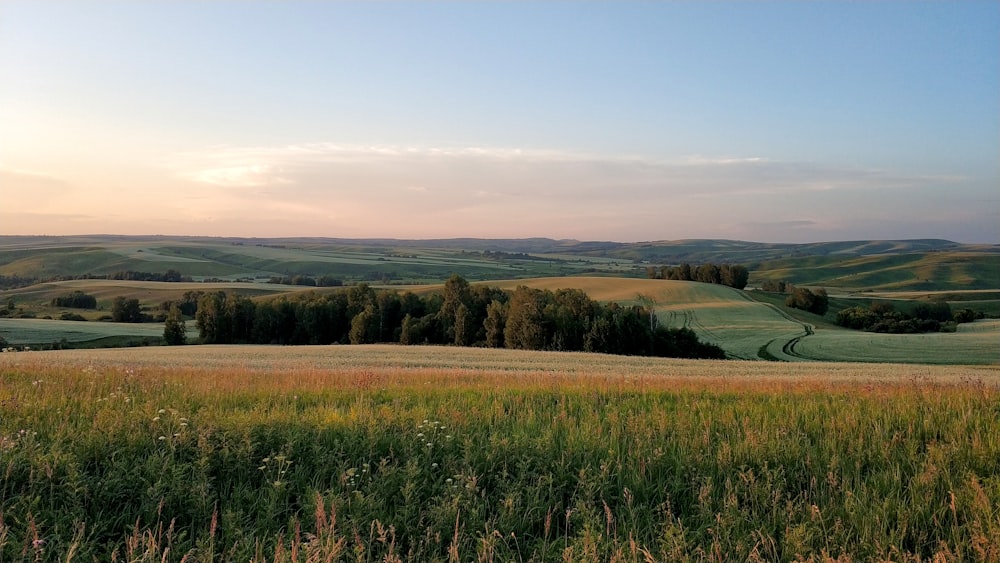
[1,346,998,561]
[2,275,998,365]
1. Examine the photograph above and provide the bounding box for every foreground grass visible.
[1,346,998,562]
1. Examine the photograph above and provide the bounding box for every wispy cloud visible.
[98,142,992,241]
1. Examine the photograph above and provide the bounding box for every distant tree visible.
[290,275,317,287]
[111,297,143,323]
[163,305,187,345]
[52,291,98,309]
[913,301,952,323]
[695,264,721,285]
[720,264,750,289]
[785,287,829,316]
[317,275,343,287]
[953,308,983,324]
[678,263,693,281]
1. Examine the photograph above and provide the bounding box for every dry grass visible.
[2,345,999,561]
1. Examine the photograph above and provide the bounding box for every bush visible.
[59,312,87,321]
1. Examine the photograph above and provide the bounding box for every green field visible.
[0,318,199,347]
[2,275,998,364]
[1,346,998,561]
[787,320,1000,365]
[0,237,639,284]
[749,251,1000,291]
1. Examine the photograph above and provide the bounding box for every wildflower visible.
[158,409,166,414]
[158,436,166,441]
[152,417,160,422]
[431,462,438,468]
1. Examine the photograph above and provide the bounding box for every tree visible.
[504,286,547,350]
[453,303,473,346]
[484,300,506,348]
[785,287,828,316]
[721,264,749,289]
[163,305,187,345]
[111,297,143,323]
[349,305,377,344]
[51,291,97,309]
[196,292,230,343]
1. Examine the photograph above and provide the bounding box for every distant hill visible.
[0,235,996,291]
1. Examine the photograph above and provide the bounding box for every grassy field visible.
[3,276,998,363]
[0,318,201,347]
[0,346,998,562]
[787,320,1000,365]
[750,251,1000,291]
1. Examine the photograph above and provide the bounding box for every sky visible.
[1,1,998,244]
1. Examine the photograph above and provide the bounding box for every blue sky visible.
[1,1,997,243]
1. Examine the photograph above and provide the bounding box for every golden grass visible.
[3,344,997,388]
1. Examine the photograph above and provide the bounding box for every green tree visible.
[111,296,143,323]
[484,300,506,348]
[163,305,187,345]
[503,286,547,350]
[349,305,377,344]
[453,303,473,346]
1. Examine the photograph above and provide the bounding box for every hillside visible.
[2,235,996,292]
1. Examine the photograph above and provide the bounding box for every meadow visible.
[1,345,999,562]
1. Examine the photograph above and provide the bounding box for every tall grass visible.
[1,348,998,561]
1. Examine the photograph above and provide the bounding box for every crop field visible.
[0,345,998,562]
[0,318,164,345]
[787,320,1000,365]
[0,318,199,346]
[0,239,640,284]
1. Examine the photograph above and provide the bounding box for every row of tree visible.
[50,291,98,309]
[267,275,344,287]
[646,263,749,289]
[835,301,979,333]
[190,275,726,359]
[110,269,191,282]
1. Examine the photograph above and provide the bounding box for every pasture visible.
[1,346,998,561]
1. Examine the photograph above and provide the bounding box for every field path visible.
[748,300,817,361]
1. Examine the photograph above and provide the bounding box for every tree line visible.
[836,301,981,334]
[646,263,749,289]
[109,269,191,282]
[190,275,726,359]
